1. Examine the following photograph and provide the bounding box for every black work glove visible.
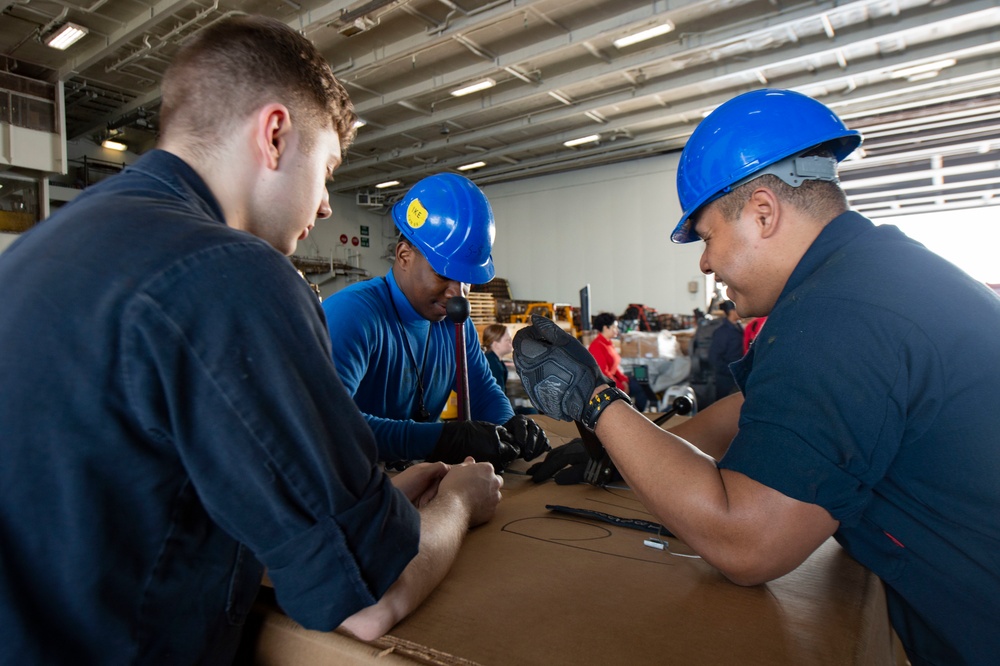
[428,420,520,472]
[502,415,551,462]
[525,440,589,485]
[513,314,610,422]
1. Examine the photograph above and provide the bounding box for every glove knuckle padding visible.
[513,314,605,421]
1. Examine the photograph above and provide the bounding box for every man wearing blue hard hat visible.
[512,89,1000,664]
[323,173,549,470]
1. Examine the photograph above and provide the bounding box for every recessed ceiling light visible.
[45,23,88,50]
[457,161,486,171]
[375,180,400,188]
[563,134,600,148]
[451,78,496,97]
[613,22,673,49]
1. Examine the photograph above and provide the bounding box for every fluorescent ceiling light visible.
[102,139,127,152]
[613,22,673,49]
[45,23,88,50]
[891,59,957,82]
[353,118,367,128]
[563,134,600,148]
[905,72,941,83]
[548,91,573,106]
[451,78,496,97]
[457,161,486,171]
[375,180,400,188]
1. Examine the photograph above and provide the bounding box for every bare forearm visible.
[664,392,743,460]
[597,401,835,584]
[339,491,470,641]
[598,402,730,549]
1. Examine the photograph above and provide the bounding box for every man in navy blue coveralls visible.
[0,17,502,664]
[512,89,1000,665]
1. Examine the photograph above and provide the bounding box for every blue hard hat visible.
[671,89,862,244]
[392,173,496,284]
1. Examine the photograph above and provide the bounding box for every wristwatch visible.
[581,385,632,431]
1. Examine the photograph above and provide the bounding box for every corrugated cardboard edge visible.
[248,605,483,666]
[375,635,484,666]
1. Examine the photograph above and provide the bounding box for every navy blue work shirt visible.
[722,211,1000,665]
[0,150,419,664]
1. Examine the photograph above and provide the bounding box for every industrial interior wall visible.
[482,152,708,317]
[310,193,395,298]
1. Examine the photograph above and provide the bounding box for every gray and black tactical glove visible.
[512,314,612,422]
[428,420,520,472]
[502,415,550,461]
[525,440,589,485]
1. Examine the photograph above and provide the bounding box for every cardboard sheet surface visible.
[245,420,893,665]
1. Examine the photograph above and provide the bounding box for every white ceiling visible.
[2,0,1000,217]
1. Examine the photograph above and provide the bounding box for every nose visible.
[699,250,713,276]
[444,281,466,299]
[316,188,332,220]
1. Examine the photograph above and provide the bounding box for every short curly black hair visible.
[592,312,617,332]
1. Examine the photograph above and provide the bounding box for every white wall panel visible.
[483,152,709,318]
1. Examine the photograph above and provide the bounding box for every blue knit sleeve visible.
[322,285,445,460]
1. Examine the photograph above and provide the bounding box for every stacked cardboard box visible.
[619,330,679,359]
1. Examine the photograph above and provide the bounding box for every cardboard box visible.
[619,331,680,359]
[674,330,694,356]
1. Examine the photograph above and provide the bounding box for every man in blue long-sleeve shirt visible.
[323,174,548,470]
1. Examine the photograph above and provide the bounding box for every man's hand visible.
[428,421,520,471]
[513,314,610,422]
[437,457,503,527]
[501,415,551,461]
[390,461,449,508]
[340,458,502,642]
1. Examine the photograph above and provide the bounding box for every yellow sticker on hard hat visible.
[406,198,428,229]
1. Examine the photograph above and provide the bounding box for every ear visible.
[746,187,780,240]
[253,103,293,171]
[394,241,413,268]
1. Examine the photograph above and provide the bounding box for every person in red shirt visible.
[588,312,648,411]
[588,313,628,389]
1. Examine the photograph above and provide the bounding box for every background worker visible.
[708,300,744,401]
[482,323,537,416]
[588,312,648,412]
[322,174,548,470]
[0,17,502,664]
[482,323,513,392]
[513,89,1000,665]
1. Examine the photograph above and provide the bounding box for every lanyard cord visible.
[383,277,432,421]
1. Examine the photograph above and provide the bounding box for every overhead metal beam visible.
[336,19,1000,183]
[348,0,986,152]
[58,0,197,80]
